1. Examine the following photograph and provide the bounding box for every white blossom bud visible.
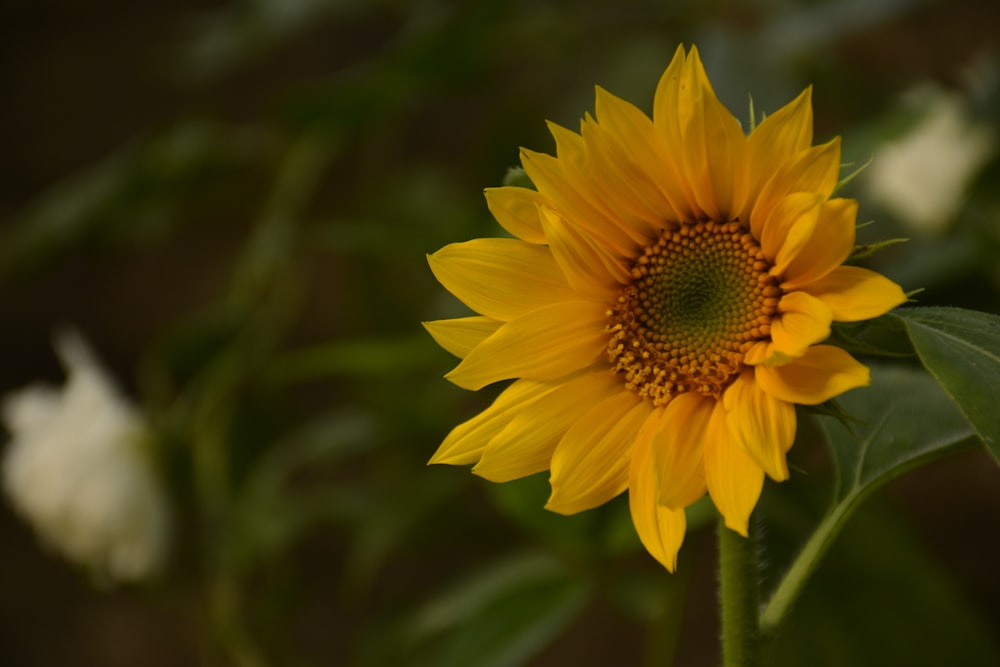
[2,330,170,582]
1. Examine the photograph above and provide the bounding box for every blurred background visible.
[1,0,999,665]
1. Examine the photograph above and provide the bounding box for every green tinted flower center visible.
[606,221,780,405]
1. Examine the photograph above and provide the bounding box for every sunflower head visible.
[425,45,906,570]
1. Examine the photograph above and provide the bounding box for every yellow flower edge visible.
[425,45,906,571]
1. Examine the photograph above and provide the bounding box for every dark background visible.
[2,1,999,665]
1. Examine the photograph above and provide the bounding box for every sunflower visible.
[424,45,906,570]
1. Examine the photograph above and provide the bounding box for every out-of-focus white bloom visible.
[2,330,170,582]
[867,88,995,234]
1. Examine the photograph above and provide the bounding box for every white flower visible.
[2,330,170,582]
[867,87,996,234]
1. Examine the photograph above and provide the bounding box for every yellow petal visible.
[429,379,556,466]
[428,239,576,321]
[743,340,772,366]
[591,86,690,225]
[704,401,765,536]
[802,266,907,322]
[546,390,651,514]
[473,368,618,482]
[677,46,748,220]
[538,205,631,290]
[545,116,660,248]
[749,138,842,239]
[653,44,690,132]
[743,87,814,222]
[723,371,797,481]
[547,119,587,165]
[652,45,707,217]
[770,291,833,358]
[423,316,502,359]
[759,192,824,274]
[520,148,637,259]
[755,345,870,405]
[780,198,858,290]
[484,187,547,244]
[629,429,687,571]
[578,113,669,242]
[744,341,794,368]
[648,393,712,510]
[750,87,814,150]
[681,47,749,221]
[445,300,608,390]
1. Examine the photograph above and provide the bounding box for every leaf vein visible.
[851,407,892,492]
[908,319,1000,365]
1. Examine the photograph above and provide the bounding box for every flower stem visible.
[717,516,761,667]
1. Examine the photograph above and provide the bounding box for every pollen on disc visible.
[606,220,780,405]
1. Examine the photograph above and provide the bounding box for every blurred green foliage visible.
[2,0,1000,666]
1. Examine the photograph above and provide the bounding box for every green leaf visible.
[827,367,976,503]
[895,307,1000,461]
[761,365,979,631]
[764,498,1000,666]
[394,552,591,667]
[828,315,914,358]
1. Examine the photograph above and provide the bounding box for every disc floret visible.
[607,220,780,405]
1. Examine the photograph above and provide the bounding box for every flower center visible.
[606,220,780,405]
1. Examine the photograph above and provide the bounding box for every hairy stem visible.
[718,517,761,667]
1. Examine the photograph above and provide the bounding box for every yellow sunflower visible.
[424,45,906,570]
